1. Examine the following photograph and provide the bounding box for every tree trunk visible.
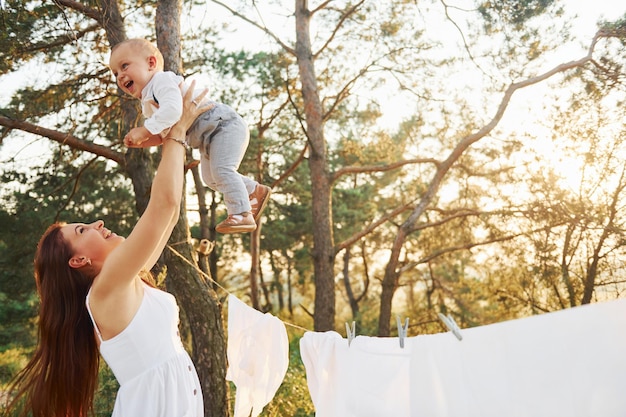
[342,248,359,320]
[249,121,268,311]
[155,1,229,415]
[295,0,336,331]
[287,258,294,316]
[581,169,625,305]
[98,0,155,213]
[165,195,229,417]
[190,166,213,280]
[378,227,405,336]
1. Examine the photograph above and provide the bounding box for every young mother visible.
[4,82,209,417]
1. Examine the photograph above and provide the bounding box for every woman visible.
[3,82,210,417]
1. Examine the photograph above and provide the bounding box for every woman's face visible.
[61,220,124,267]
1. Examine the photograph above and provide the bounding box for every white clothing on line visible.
[411,298,626,416]
[300,298,626,417]
[86,284,203,417]
[301,331,411,417]
[226,295,289,417]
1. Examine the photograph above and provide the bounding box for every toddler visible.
[109,38,271,233]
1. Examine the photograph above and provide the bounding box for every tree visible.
[208,0,439,331]
[484,90,626,312]
[0,156,135,351]
[208,0,626,335]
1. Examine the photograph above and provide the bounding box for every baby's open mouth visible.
[125,80,134,90]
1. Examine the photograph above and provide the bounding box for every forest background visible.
[1,0,626,416]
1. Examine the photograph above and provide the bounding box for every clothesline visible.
[167,243,460,339]
[166,244,312,334]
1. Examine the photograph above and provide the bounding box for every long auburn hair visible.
[3,223,100,417]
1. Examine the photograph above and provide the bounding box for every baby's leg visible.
[204,118,252,215]
[199,153,218,191]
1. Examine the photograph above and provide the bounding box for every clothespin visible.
[438,313,463,341]
[345,321,356,347]
[396,316,409,348]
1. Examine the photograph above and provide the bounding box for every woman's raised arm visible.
[94,82,209,295]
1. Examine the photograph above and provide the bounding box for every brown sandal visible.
[215,212,256,234]
[249,184,272,222]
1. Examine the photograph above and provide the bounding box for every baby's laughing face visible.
[109,43,156,99]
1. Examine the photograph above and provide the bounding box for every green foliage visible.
[0,290,36,348]
[0,1,59,75]
[0,347,30,387]
[94,363,119,416]
[599,13,626,37]
[254,333,315,417]
[478,0,558,28]
[0,152,136,355]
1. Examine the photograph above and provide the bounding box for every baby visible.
[109,38,271,234]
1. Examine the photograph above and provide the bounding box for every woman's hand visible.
[172,80,212,134]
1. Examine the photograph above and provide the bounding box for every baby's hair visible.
[111,38,164,71]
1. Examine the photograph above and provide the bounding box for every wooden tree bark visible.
[97,0,156,214]
[190,166,215,281]
[295,0,336,331]
[342,244,370,323]
[154,1,229,415]
[342,248,359,320]
[164,196,229,417]
[250,226,261,309]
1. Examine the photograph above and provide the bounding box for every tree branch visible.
[400,30,604,233]
[53,156,99,222]
[335,202,414,254]
[22,24,100,53]
[310,1,332,15]
[408,207,549,233]
[439,0,489,77]
[53,0,102,22]
[312,0,366,59]
[273,143,308,188]
[398,226,549,275]
[321,46,417,122]
[332,157,440,183]
[208,0,295,55]
[0,116,125,166]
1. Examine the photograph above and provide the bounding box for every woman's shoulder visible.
[88,275,143,304]
[85,278,146,341]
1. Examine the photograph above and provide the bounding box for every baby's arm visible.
[124,126,152,147]
[125,133,163,148]
[123,97,171,148]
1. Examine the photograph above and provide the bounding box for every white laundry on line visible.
[226,295,289,417]
[300,298,626,417]
[301,330,412,416]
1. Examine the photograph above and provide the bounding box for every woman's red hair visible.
[3,223,100,417]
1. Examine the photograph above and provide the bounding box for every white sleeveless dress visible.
[86,284,204,417]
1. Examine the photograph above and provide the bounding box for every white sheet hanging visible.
[300,331,412,417]
[411,298,626,417]
[226,295,289,417]
[300,298,626,417]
